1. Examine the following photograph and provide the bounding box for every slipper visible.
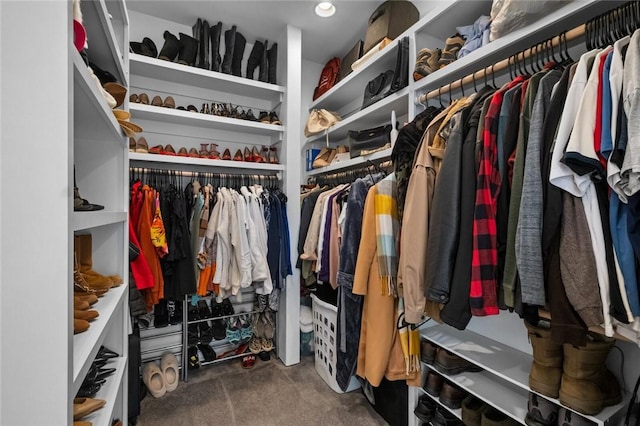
[199,321,213,344]
[253,313,265,339]
[188,346,200,369]
[249,337,262,354]
[241,354,256,369]
[160,352,179,392]
[211,319,227,341]
[226,318,242,344]
[239,315,253,342]
[142,361,166,398]
[261,337,274,352]
[263,311,275,340]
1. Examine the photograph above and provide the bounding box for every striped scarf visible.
[374,173,399,297]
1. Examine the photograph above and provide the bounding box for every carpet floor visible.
[137,354,388,426]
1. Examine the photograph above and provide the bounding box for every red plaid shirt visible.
[470,77,526,316]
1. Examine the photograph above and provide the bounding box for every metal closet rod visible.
[309,159,393,184]
[129,167,280,179]
[416,24,585,104]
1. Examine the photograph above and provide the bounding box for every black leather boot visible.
[199,20,210,69]
[192,18,202,66]
[210,21,222,71]
[231,31,246,77]
[267,42,278,84]
[178,32,198,66]
[259,40,269,82]
[246,40,264,79]
[158,30,181,62]
[221,25,236,74]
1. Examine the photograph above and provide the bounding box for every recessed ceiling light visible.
[315,2,336,17]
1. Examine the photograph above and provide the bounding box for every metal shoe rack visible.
[181,289,277,382]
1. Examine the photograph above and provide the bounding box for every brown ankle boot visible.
[76,234,123,286]
[559,334,621,415]
[525,321,563,398]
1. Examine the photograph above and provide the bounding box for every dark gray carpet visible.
[138,355,388,426]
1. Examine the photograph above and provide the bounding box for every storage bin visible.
[300,305,314,356]
[311,295,361,393]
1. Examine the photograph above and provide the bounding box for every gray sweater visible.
[516,69,562,305]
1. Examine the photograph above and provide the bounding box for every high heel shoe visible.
[269,146,279,164]
[151,95,163,107]
[261,145,270,162]
[162,96,176,108]
[188,148,200,158]
[251,146,263,163]
[199,143,209,158]
[177,147,188,156]
[234,149,244,161]
[244,147,253,162]
[209,143,221,159]
[222,148,232,160]
[164,144,177,156]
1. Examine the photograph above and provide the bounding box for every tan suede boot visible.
[559,334,621,415]
[73,254,110,295]
[526,322,563,398]
[76,234,123,286]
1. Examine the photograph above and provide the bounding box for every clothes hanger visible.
[460,76,465,97]
[472,69,478,92]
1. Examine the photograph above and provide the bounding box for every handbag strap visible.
[624,373,640,426]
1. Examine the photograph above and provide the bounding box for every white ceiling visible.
[126,0,436,62]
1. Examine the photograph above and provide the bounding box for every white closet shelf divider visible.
[77,357,127,426]
[306,147,392,177]
[129,152,285,171]
[129,53,285,101]
[73,211,128,232]
[81,0,128,87]
[422,364,529,424]
[309,39,399,111]
[412,0,601,95]
[129,103,285,136]
[421,324,631,425]
[74,52,126,144]
[73,284,127,395]
[306,88,409,146]
[418,387,463,421]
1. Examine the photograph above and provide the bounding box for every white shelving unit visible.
[80,357,128,426]
[421,324,630,425]
[306,148,392,177]
[127,9,302,368]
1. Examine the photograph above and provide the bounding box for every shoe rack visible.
[126,7,302,368]
[418,324,631,425]
[0,0,129,424]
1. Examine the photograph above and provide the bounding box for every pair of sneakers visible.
[413,34,466,81]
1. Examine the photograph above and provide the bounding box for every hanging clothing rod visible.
[307,160,392,185]
[416,24,586,104]
[129,167,281,179]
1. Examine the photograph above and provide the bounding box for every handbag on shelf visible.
[347,124,392,158]
[337,40,363,82]
[363,0,419,54]
[304,109,342,138]
[388,37,410,94]
[313,57,341,101]
[362,70,394,110]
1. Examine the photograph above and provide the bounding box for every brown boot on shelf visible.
[74,299,90,311]
[74,318,90,334]
[72,397,106,420]
[74,309,99,322]
[74,254,110,296]
[525,321,563,398]
[75,294,99,306]
[76,235,123,286]
[559,334,621,415]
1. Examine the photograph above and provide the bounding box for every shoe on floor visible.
[160,352,179,392]
[142,361,167,398]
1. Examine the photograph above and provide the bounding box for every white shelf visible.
[306,148,392,177]
[129,152,285,172]
[421,324,629,425]
[423,364,528,424]
[82,0,128,86]
[73,51,126,144]
[73,211,127,231]
[418,387,463,421]
[130,103,285,137]
[309,40,400,111]
[129,53,285,102]
[306,88,409,145]
[78,357,127,426]
[73,284,127,396]
[412,0,605,96]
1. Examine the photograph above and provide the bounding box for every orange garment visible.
[138,185,164,310]
[150,192,168,258]
[353,186,420,387]
[197,263,217,296]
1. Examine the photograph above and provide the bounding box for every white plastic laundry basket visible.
[311,295,361,394]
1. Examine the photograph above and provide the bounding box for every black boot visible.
[267,42,278,84]
[246,40,264,79]
[192,18,202,66]
[259,40,269,82]
[178,33,198,66]
[199,20,210,69]
[232,31,246,77]
[210,21,222,72]
[158,31,181,62]
[221,25,236,74]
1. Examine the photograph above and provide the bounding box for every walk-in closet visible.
[1,1,640,425]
